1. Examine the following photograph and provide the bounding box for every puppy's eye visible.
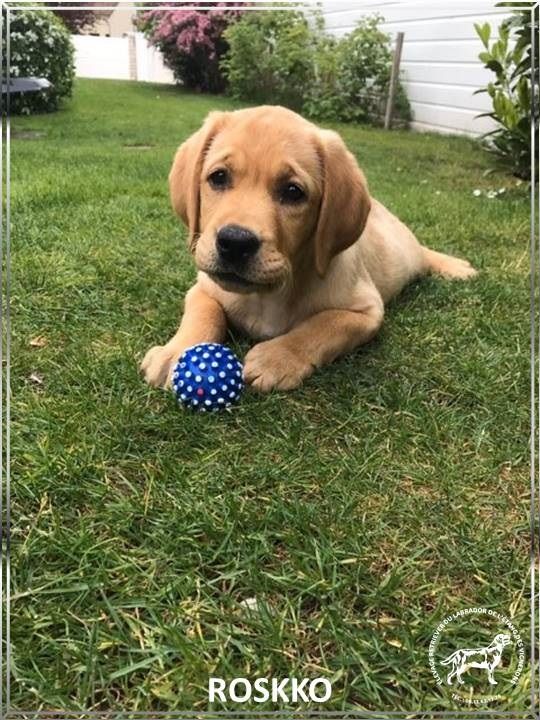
[208,169,230,190]
[280,182,306,204]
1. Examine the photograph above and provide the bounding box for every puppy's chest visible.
[226,294,295,340]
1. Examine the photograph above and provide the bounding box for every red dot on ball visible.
[196,388,204,396]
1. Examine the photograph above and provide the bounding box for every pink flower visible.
[136,3,248,92]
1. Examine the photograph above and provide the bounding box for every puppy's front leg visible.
[141,283,227,389]
[244,305,383,392]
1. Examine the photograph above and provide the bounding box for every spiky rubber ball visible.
[172,343,244,411]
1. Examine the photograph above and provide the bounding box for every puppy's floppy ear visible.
[313,129,371,277]
[168,111,228,249]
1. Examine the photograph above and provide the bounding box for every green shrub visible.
[475,4,538,180]
[337,16,410,124]
[222,10,410,127]
[221,9,319,110]
[301,33,348,120]
[2,8,74,115]
[304,15,411,124]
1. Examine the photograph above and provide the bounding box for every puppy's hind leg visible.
[423,247,478,280]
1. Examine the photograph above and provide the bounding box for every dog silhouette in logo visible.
[440,633,512,685]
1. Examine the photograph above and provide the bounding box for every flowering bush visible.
[136,4,245,93]
[1,8,74,115]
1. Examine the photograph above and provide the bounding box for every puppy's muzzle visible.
[216,224,260,267]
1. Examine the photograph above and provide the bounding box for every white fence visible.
[73,33,174,84]
[316,0,512,136]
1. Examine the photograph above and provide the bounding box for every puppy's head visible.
[169,106,370,293]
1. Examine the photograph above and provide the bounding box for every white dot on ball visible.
[203,353,209,359]
[199,363,206,370]
[173,371,179,379]
[205,400,212,406]
[229,392,236,398]
[212,362,218,368]
[173,384,178,391]
[187,385,192,392]
[191,356,197,363]
[208,376,215,383]
[180,362,186,368]
[219,371,226,378]
[230,379,235,385]
[195,375,202,382]
[193,399,199,406]
[179,380,184,387]
[209,344,216,350]
[222,384,228,392]
[180,393,186,400]
[235,370,241,377]
[226,401,232,408]
[227,363,233,370]
[185,371,192,378]
[216,353,222,358]
[218,397,225,404]
[210,389,217,395]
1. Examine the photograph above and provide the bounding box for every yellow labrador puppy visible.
[141,106,476,392]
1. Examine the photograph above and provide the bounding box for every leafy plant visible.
[221,8,319,110]
[305,14,411,124]
[136,3,245,93]
[300,33,347,120]
[1,8,75,115]
[222,10,410,126]
[475,3,538,179]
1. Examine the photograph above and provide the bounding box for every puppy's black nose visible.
[216,225,260,265]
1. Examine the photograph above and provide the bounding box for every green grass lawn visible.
[8,79,531,714]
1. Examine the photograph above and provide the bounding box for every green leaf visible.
[516,75,530,113]
[512,43,524,67]
[109,655,162,681]
[475,22,491,48]
[479,51,493,65]
[486,59,504,75]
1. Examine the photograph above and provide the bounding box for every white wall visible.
[316,0,511,136]
[73,33,174,85]
[73,34,131,81]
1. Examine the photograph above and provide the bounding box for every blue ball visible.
[171,343,244,411]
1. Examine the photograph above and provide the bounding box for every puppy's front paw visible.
[243,339,315,392]
[140,345,175,389]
